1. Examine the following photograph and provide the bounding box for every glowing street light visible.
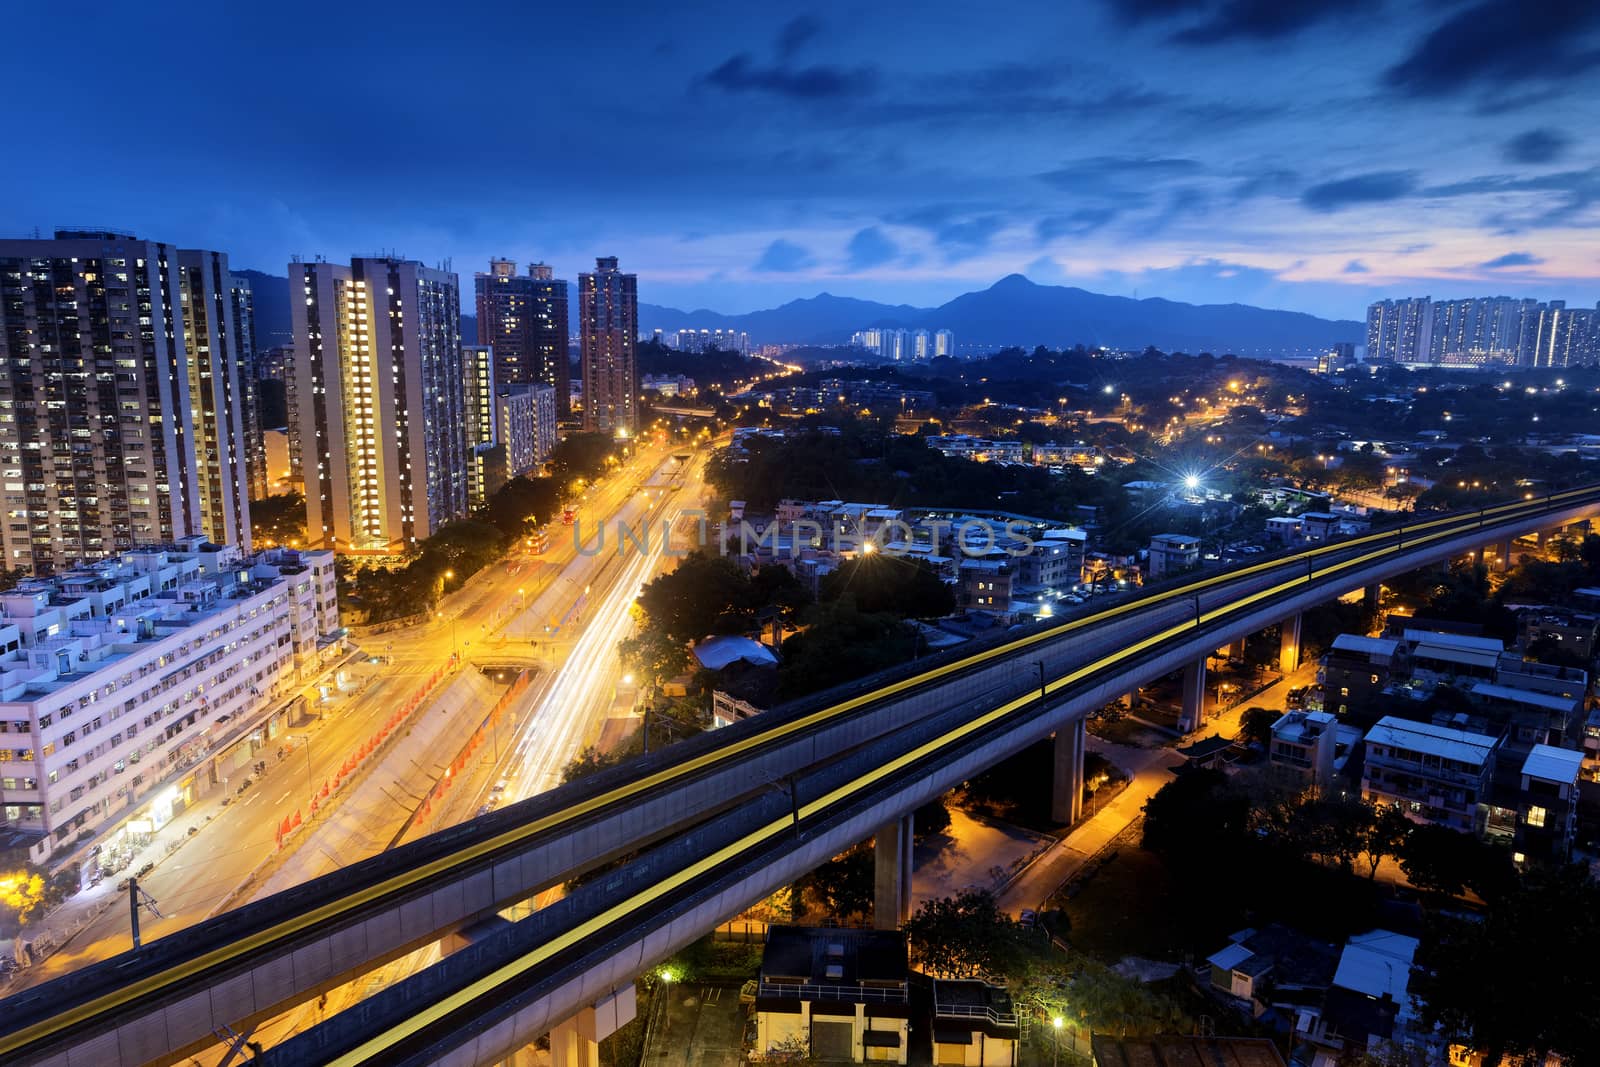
[1183,474,1201,492]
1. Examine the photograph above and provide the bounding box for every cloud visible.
[1503,128,1572,164]
[1036,209,1122,241]
[1038,156,1202,192]
[1301,170,1419,212]
[1104,0,1379,43]
[845,227,899,270]
[776,15,822,59]
[702,54,876,99]
[1479,251,1544,269]
[1384,0,1600,101]
[1342,259,1371,274]
[753,239,816,272]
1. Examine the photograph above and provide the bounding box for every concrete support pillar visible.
[1495,538,1513,572]
[1363,583,1382,613]
[550,1017,599,1067]
[1468,545,1483,566]
[1051,717,1086,825]
[549,987,636,1067]
[1178,658,1207,734]
[1278,613,1302,675]
[873,812,914,930]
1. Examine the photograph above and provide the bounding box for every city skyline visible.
[1,3,1596,320]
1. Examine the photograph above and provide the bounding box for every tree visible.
[1286,795,1373,874]
[1360,803,1412,880]
[913,798,952,840]
[251,491,306,548]
[1415,865,1600,1064]
[1238,707,1281,749]
[903,889,1030,980]
[820,556,955,619]
[1398,823,1514,902]
[618,623,691,687]
[802,844,874,919]
[636,553,753,642]
[1141,769,1251,869]
[0,870,46,927]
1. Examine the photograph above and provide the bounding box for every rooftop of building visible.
[1469,680,1581,714]
[1333,930,1417,1003]
[1403,628,1505,654]
[1331,634,1400,658]
[1272,710,1336,744]
[1366,716,1498,765]
[759,926,909,992]
[1522,743,1585,785]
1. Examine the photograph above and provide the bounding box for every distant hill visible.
[642,274,1362,354]
[233,269,293,350]
[240,269,1362,356]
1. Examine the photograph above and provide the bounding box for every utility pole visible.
[128,876,164,949]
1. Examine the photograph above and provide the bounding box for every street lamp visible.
[1052,1016,1063,1067]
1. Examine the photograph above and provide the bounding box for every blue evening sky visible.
[2,0,1597,319]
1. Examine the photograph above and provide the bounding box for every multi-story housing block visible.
[1362,716,1498,833]
[0,231,254,572]
[578,257,638,435]
[0,539,341,865]
[289,256,468,551]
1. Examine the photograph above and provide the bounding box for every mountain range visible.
[641,275,1361,354]
[239,271,1361,356]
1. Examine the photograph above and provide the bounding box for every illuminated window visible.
[1527,806,1547,828]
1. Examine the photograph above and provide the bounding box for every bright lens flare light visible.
[1183,474,1201,491]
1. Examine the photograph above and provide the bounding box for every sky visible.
[2,0,1597,320]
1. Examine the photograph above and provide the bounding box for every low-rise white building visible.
[0,539,342,865]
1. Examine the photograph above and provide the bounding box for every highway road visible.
[3,439,687,995]
[190,447,712,1061]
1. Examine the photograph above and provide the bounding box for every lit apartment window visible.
[1527,805,1547,828]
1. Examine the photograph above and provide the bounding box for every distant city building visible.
[1366,295,1599,367]
[1267,710,1338,793]
[289,256,468,552]
[0,231,255,572]
[0,539,340,865]
[850,326,954,362]
[669,327,749,354]
[579,256,638,436]
[474,259,571,414]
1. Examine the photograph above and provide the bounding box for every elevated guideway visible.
[3,487,1597,1067]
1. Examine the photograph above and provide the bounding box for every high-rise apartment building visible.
[934,329,955,358]
[529,382,558,464]
[226,275,268,500]
[912,329,931,361]
[0,231,254,573]
[462,344,500,510]
[579,256,638,436]
[289,256,468,552]
[176,251,252,551]
[474,259,570,414]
